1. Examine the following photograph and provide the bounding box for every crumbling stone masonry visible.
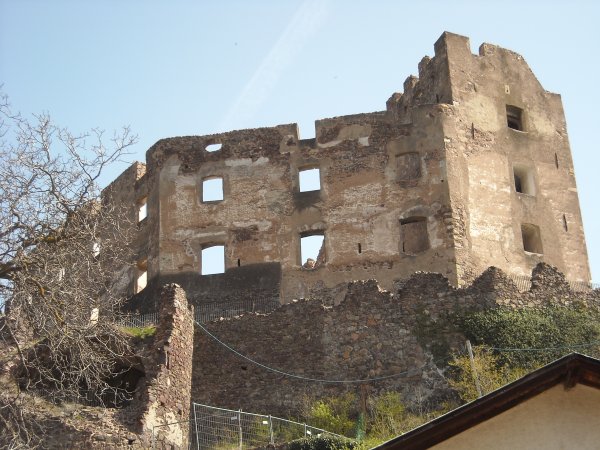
[105,31,591,312]
[191,263,600,418]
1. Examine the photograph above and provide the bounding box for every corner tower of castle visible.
[105,32,590,309]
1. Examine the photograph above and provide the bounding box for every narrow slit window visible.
[521,224,543,254]
[201,245,225,275]
[562,214,568,232]
[299,168,321,192]
[300,232,325,268]
[136,259,148,293]
[554,153,559,169]
[202,177,224,202]
[358,243,362,254]
[137,197,147,222]
[92,242,100,258]
[506,105,524,131]
[400,217,429,255]
[513,165,535,195]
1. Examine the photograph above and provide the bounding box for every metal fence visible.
[120,297,280,328]
[178,403,344,450]
[506,273,599,293]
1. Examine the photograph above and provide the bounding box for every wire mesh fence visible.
[120,297,280,328]
[185,403,344,450]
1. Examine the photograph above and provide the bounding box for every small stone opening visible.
[300,232,325,269]
[205,143,222,152]
[201,245,225,275]
[521,223,543,254]
[562,214,568,232]
[506,105,524,131]
[299,168,321,192]
[202,177,224,202]
[136,259,148,293]
[513,164,535,195]
[397,152,421,182]
[358,243,362,254]
[137,196,147,223]
[400,217,429,255]
[555,153,559,169]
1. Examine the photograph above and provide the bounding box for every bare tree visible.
[0,91,138,447]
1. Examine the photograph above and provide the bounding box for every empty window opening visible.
[562,214,568,232]
[358,243,362,254]
[201,245,225,275]
[299,168,321,192]
[554,153,559,169]
[300,232,325,269]
[205,143,222,152]
[237,258,241,267]
[513,165,535,195]
[202,177,224,202]
[137,197,147,223]
[136,259,148,293]
[92,242,100,258]
[506,105,523,131]
[521,224,543,254]
[397,152,421,182]
[400,217,429,255]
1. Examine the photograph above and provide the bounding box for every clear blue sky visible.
[1,0,598,281]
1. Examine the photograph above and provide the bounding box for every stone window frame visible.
[506,105,526,132]
[201,175,225,203]
[512,164,536,196]
[297,165,322,193]
[200,243,226,275]
[399,216,430,255]
[521,223,543,255]
[298,228,326,269]
[135,259,148,293]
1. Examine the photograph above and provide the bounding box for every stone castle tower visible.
[104,32,590,309]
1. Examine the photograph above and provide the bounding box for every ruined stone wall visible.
[133,284,194,449]
[191,264,599,418]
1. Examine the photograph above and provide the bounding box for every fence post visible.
[466,340,483,398]
[269,415,274,444]
[193,403,201,450]
[238,409,243,450]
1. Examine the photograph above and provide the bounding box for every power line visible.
[195,320,428,384]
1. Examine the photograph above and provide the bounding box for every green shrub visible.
[306,393,356,437]
[287,435,358,450]
[459,306,600,369]
[121,325,156,339]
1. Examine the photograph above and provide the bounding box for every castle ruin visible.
[104,31,590,311]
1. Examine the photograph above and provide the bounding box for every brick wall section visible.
[136,284,194,449]
[191,263,599,417]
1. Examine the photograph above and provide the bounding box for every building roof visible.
[374,353,600,450]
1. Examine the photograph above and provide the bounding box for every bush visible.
[287,435,358,450]
[306,393,356,437]
[459,306,600,369]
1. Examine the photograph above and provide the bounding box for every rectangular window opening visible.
[201,245,225,275]
[506,105,524,131]
[400,217,429,255]
[202,177,224,202]
[358,243,362,254]
[300,232,325,268]
[137,196,147,223]
[521,224,543,254]
[299,168,321,192]
[513,165,535,195]
[136,259,148,293]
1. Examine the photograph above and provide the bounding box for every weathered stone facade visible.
[105,32,590,313]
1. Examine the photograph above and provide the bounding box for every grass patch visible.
[120,325,156,339]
